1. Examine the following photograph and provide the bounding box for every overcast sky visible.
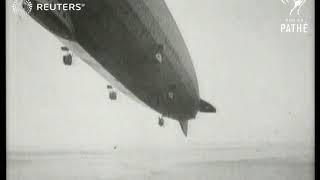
[7,0,314,150]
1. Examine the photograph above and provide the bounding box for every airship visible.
[20,0,216,136]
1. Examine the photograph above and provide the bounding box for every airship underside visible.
[23,0,216,136]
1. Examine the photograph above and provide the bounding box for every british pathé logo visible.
[280,0,309,33]
[281,0,306,16]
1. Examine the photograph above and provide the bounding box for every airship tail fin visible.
[199,99,216,113]
[179,120,188,137]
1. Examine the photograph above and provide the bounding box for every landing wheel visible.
[109,91,117,100]
[158,116,164,127]
[63,54,72,65]
[61,46,72,66]
[107,85,117,100]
